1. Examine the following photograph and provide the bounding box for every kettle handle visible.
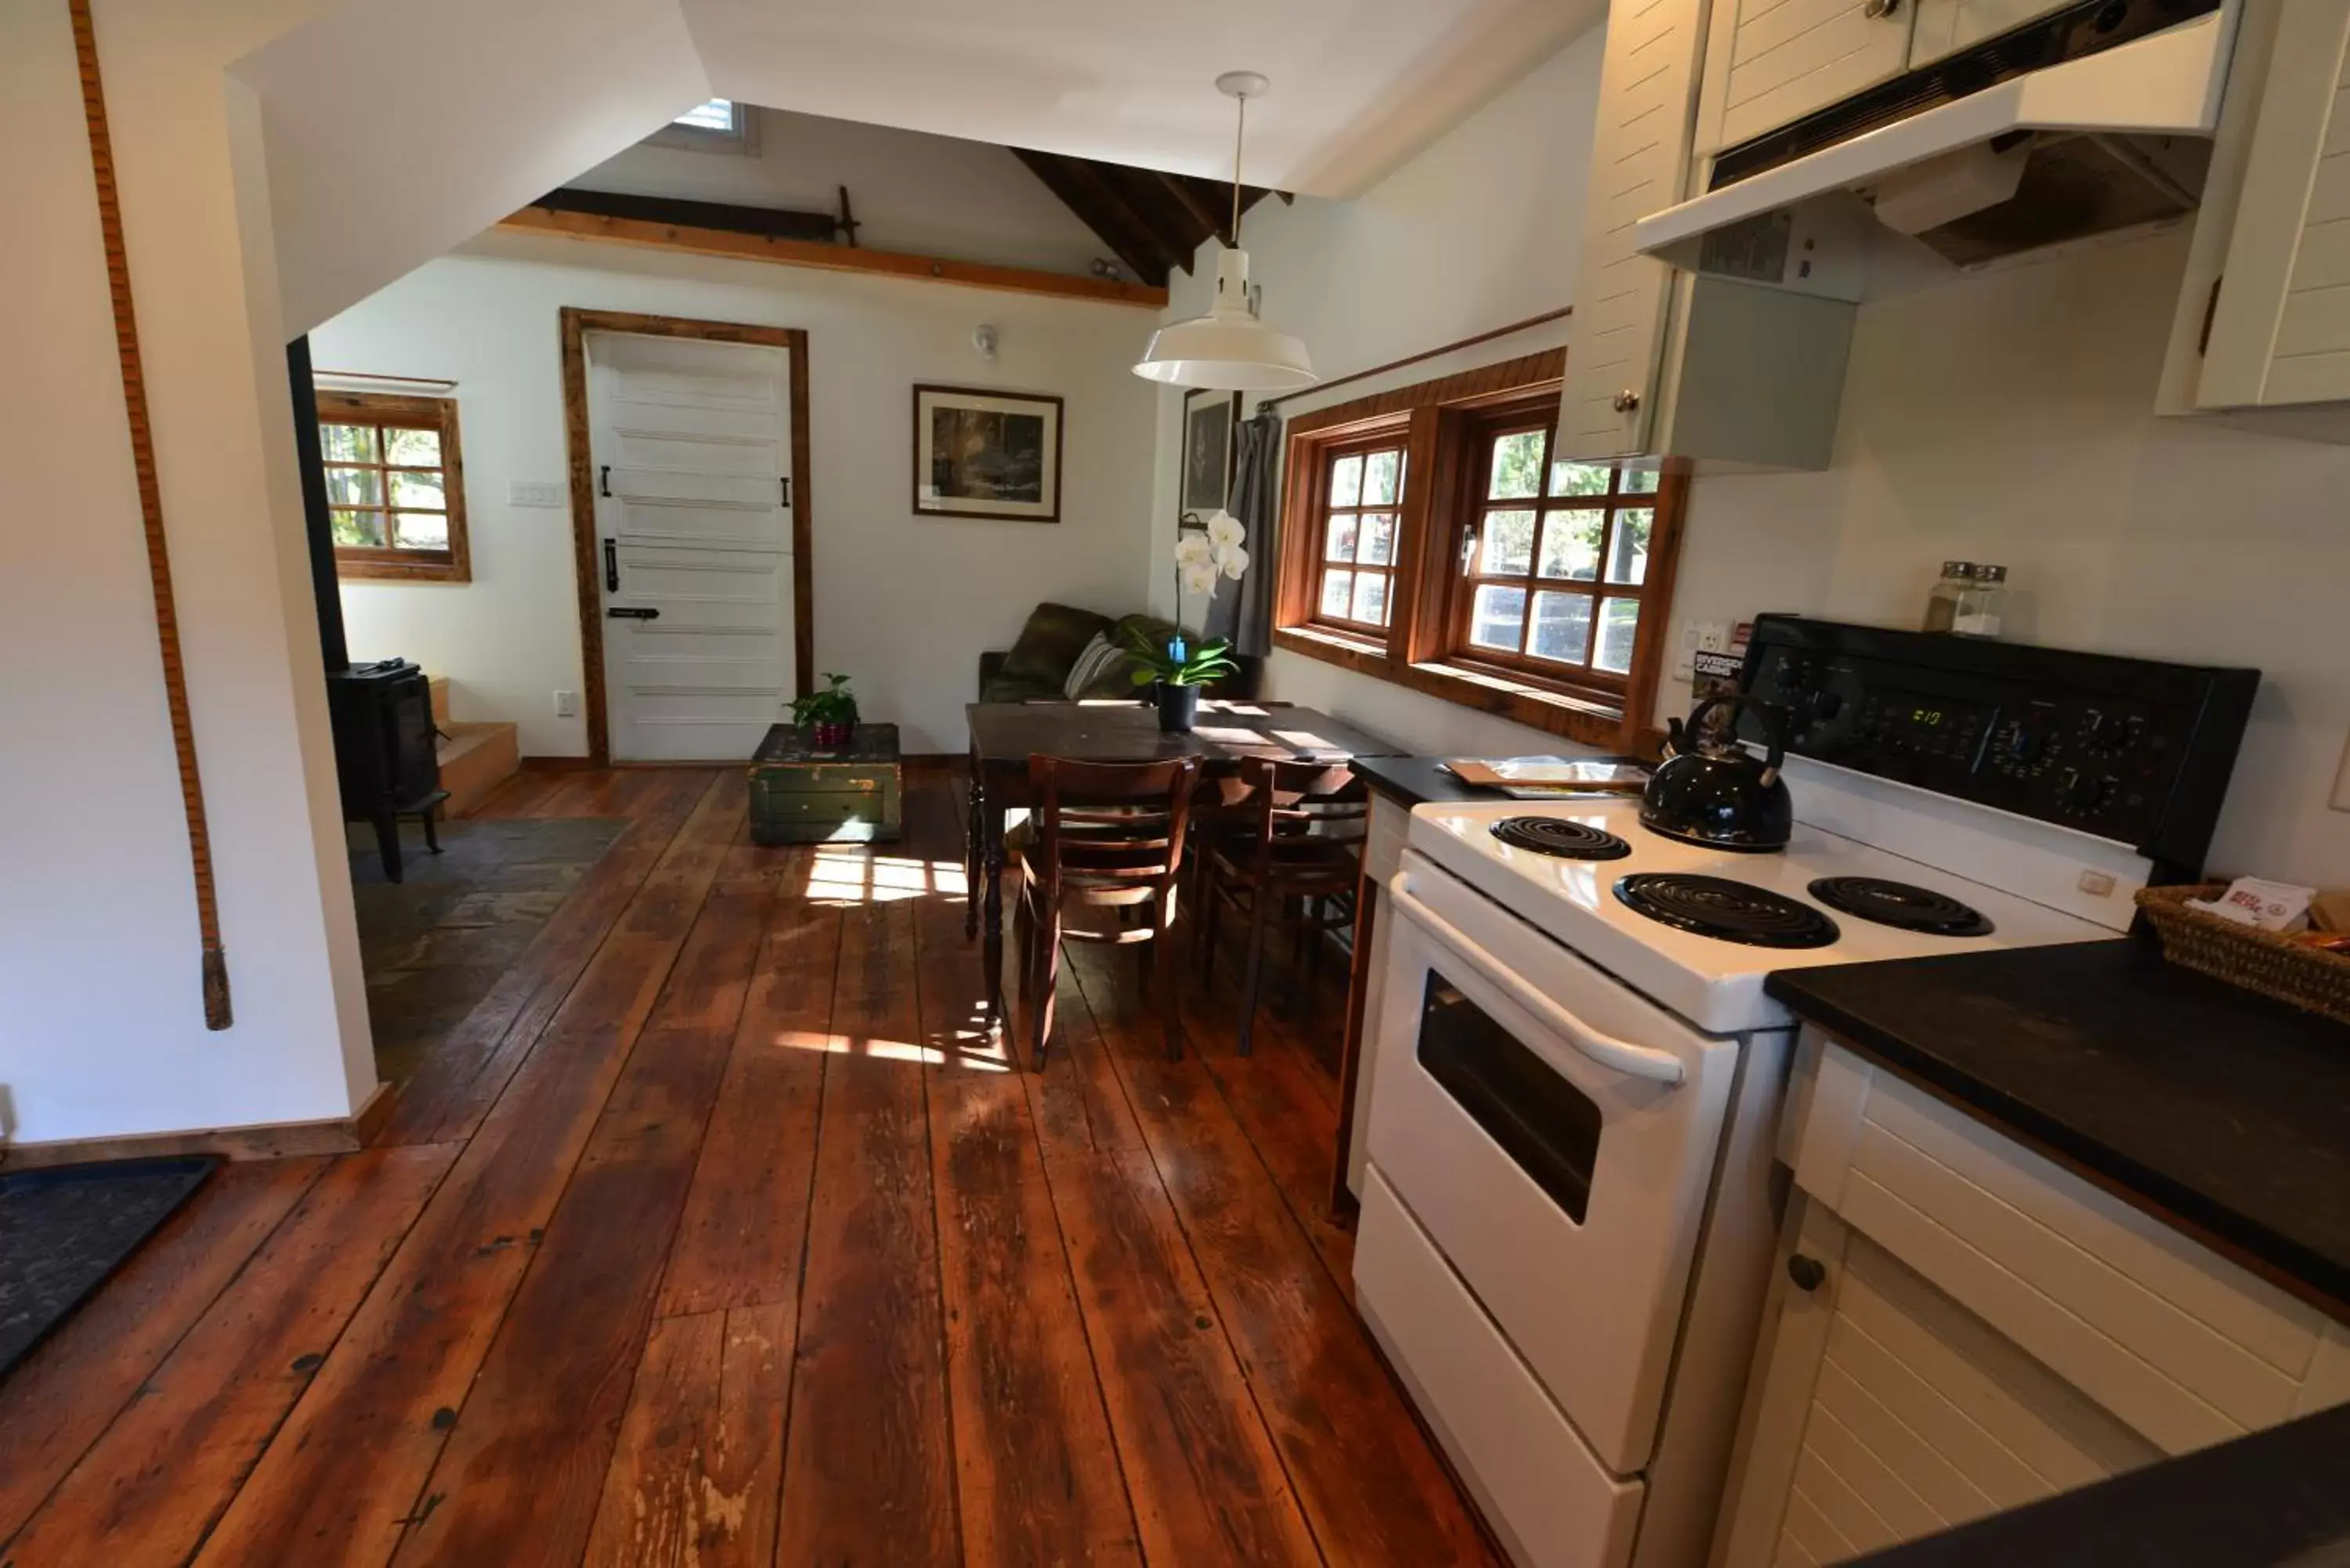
[1679,695,1789,784]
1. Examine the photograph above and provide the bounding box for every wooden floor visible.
[0,764,1500,1567]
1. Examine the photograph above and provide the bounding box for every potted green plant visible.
[1123,626,1237,733]
[790,672,859,749]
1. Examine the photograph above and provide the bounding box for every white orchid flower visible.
[1214,543,1249,580]
[1173,533,1215,569]
[1205,511,1246,551]
[1180,560,1220,598]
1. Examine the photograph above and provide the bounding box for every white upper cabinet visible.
[1907,0,2081,67]
[1718,0,1916,148]
[1557,0,1712,458]
[2192,0,2350,410]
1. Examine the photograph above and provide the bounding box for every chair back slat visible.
[1027,754,1199,894]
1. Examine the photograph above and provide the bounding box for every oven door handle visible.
[1389,872,1687,1086]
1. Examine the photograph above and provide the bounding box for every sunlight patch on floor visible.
[754,1028,1010,1071]
[798,848,970,906]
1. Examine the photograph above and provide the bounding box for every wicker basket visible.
[2134,884,2350,1026]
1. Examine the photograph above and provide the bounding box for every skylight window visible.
[647,98,757,155]
[673,99,737,132]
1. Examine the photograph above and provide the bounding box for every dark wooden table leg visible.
[1329,872,1379,1216]
[964,745,984,940]
[982,789,1008,1024]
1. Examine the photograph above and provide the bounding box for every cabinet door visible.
[1719,1201,2160,1568]
[1907,0,2079,67]
[1719,0,1915,149]
[2199,0,2350,408]
[1557,0,1709,459]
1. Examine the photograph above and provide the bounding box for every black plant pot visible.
[1156,683,1200,733]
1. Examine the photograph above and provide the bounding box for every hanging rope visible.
[70,0,233,1029]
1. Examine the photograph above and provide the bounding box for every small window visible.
[1448,414,1660,696]
[316,390,470,583]
[1311,436,1409,634]
[645,99,758,154]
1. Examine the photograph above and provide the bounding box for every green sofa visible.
[977,602,1264,703]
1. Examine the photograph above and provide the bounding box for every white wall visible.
[320,233,1161,755]
[1150,27,1611,760]
[571,107,1112,277]
[1675,233,2350,887]
[2,0,374,1147]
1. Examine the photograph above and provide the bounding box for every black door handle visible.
[780,475,791,506]
[606,606,660,620]
[1787,1254,1828,1292]
[599,464,612,497]
[602,539,618,592]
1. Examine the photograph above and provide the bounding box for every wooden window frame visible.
[1271,348,1690,752]
[1440,396,1668,706]
[316,390,471,583]
[1300,428,1412,638]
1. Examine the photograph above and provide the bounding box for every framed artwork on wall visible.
[912,384,1065,522]
[1180,387,1240,527]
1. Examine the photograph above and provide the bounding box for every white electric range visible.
[1352,617,2260,1568]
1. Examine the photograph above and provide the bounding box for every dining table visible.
[962,698,1405,1019]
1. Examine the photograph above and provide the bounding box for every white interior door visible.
[588,331,796,761]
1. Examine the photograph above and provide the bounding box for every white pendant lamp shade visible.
[1133,71,1317,392]
[1134,247,1316,390]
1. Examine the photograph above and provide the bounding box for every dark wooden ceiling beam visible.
[1011,148,1175,286]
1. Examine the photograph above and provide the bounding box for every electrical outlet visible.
[508,479,566,508]
[2333,729,2350,813]
[554,690,578,718]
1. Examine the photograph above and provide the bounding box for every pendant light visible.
[1133,72,1317,392]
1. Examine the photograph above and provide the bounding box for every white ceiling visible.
[681,0,1607,197]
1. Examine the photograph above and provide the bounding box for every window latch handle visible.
[1460,528,1478,572]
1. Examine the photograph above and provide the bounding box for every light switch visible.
[555,690,578,718]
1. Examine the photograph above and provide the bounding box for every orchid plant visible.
[1159,510,1251,667]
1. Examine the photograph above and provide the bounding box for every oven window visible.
[1416,971,1603,1223]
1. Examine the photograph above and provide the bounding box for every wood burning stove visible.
[291,338,446,882]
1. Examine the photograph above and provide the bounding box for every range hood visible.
[1635,7,2239,276]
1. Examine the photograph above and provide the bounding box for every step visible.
[437,721,519,818]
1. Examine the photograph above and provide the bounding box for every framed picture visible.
[912,384,1064,522]
[1180,387,1239,525]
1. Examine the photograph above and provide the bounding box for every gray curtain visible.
[1211,406,1284,654]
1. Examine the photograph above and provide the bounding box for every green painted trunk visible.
[747,722,902,844]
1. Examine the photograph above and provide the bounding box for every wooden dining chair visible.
[1195,758,1369,1057]
[1013,754,1200,1068]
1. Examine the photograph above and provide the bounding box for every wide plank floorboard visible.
[5,762,1509,1568]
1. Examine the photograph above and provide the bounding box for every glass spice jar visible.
[1953,563,2008,638]
[1922,562,1975,633]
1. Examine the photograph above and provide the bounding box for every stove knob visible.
[1813,691,1844,721]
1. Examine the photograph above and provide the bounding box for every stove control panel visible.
[1734,617,2258,876]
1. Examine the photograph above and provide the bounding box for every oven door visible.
[1362,850,1742,1476]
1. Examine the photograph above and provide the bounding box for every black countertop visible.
[1766,938,2350,1314]
[1348,753,1646,809]
[1851,1402,2350,1566]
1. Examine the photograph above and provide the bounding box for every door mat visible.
[349,816,630,1086]
[0,1155,220,1379]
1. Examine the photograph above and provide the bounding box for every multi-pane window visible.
[1454,420,1658,687]
[316,391,470,583]
[649,99,757,154]
[1268,349,1688,750]
[1313,439,1408,632]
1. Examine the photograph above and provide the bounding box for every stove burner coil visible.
[1489,816,1632,862]
[1806,876,1994,937]
[1612,873,1840,949]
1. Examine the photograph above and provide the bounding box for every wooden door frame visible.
[560,307,814,767]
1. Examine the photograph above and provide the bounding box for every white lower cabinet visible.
[1715,1034,2350,1567]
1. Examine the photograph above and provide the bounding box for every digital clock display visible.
[1910,706,1949,728]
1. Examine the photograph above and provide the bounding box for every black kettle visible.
[1640,695,1794,852]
